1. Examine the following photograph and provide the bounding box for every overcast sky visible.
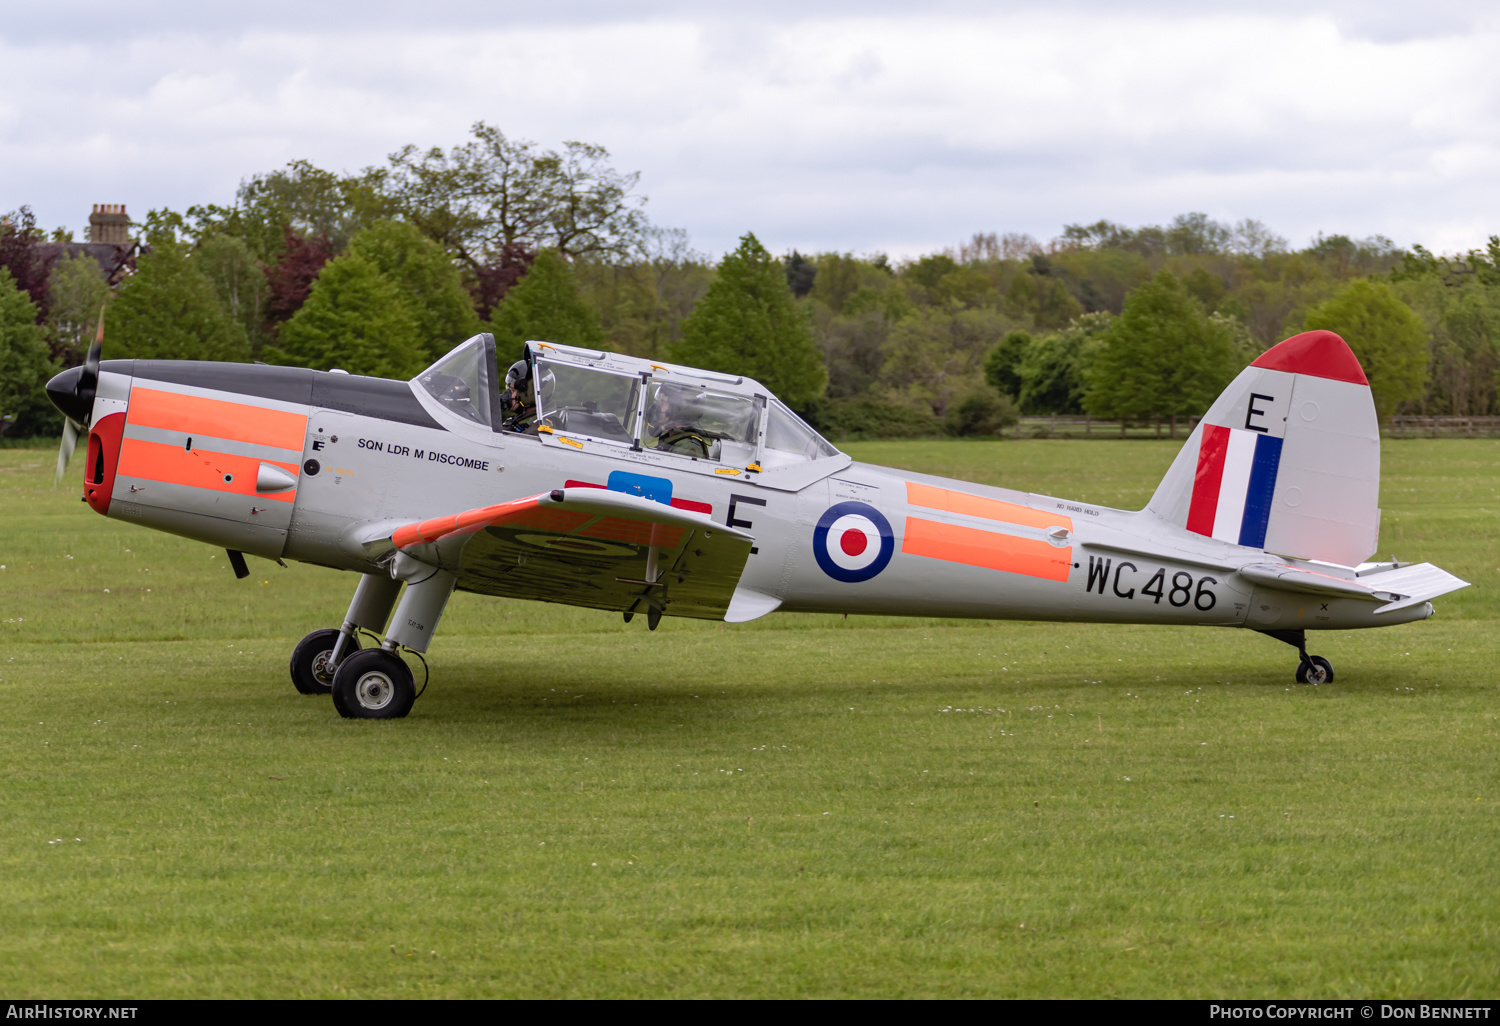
[4,2,1498,259]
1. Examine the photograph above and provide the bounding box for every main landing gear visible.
[286,555,456,719]
[1258,629,1335,685]
[330,648,416,719]
[289,628,360,694]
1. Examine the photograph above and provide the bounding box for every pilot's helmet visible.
[504,360,531,392]
[655,383,689,408]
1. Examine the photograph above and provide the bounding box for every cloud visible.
[5,5,1499,257]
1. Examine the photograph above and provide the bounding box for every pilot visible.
[646,386,714,458]
[501,359,556,433]
[501,359,537,431]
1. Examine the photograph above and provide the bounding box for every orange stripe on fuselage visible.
[116,438,299,503]
[902,517,1072,582]
[128,387,308,451]
[905,481,1071,533]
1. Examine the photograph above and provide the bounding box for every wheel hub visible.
[311,650,336,687]
[355,671,395,710]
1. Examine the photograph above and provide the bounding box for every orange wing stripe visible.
[392,495,550,549]
[902,517,1072,582]
[128,387,307,451]
[392,499,692,552]
[117,438,298,503]
[906,481,1071,532]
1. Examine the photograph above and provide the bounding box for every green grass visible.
[1,439,1496,998]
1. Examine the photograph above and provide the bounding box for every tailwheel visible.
[1296,655,1334,685]
[289,628,360,695]
[332,648,416,719]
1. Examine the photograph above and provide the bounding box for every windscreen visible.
[416,336,493,427]
[763,401,839,461]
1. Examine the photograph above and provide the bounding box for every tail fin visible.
[1147,330,1380,566]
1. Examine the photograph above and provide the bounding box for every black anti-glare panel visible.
[121,361,444,431]
[312,374,443,430]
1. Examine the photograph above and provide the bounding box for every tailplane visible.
[1148,330,1380,566]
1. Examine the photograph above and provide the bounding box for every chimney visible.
[88,204,132,245]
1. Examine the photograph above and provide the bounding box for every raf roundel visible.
[813,501,895,583]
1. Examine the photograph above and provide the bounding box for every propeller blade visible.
[78,303,105,405]
[54,418,79,488]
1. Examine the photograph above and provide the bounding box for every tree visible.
[547,139,651,260]
[1304,279,1429,422]
[983,330,1032,398]
[276,253,425,379]
[385,122,649,271]
[195,234,267,352]
[1395,275,1500,416]
[1018,314,1112,414]
[882,306,1011,417]
[807,253,865,315]
[573,227,712,359]
[821,309,893,398]
[1004,257,1084,329]
[1084,272,1241,432]
[673,232,827,409]
[946,386,1018,437]
[346,221,478,361]
[46,251,109,363]
[110,233,250,362]
[487,249,603,352]
[0,268,54,435]
[468,244,535,322]
[183,159,391,260]
[1182,266,1225,312]
[263,229,336,329]
[0,207,55,320]
[785,251,817,298]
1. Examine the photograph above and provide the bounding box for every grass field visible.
[0,438,1496,998]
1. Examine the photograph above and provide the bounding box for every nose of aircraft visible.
[46,365,92,424]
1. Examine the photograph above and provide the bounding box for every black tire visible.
[1296,655,1334,685]
[331,648,415,719]
[289,629,360,695]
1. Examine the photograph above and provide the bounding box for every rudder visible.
[1147,330,1380,566]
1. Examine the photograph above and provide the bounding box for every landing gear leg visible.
[1257,629,1335,685]
[332,554,454,720]
[292,573,402,696]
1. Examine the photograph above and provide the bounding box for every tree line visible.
[2,122,1495,440]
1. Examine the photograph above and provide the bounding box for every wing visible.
[1236,561,1469,614]
[380,488,755,620]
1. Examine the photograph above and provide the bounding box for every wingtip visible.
[1250,330,1369,385]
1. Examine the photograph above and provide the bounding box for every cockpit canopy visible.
[414,334,839,468]
[415,333,499,427]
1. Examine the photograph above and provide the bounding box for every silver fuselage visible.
[86,361,1429,636]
